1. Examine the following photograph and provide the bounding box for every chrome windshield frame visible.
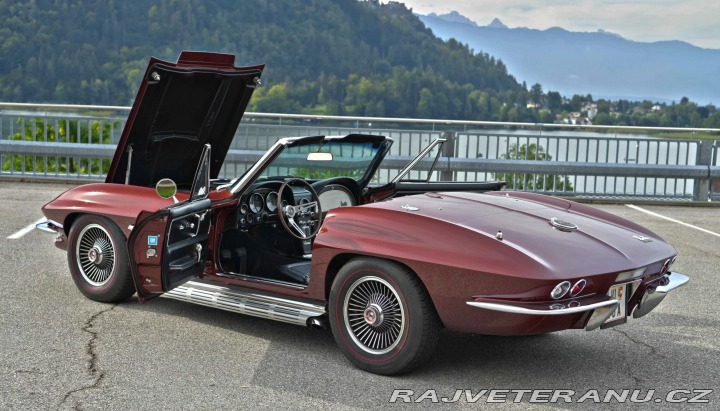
[390,138,446,184]
[228,137,298,194]
[227,135,393,195]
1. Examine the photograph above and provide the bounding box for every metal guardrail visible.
[1,102,719,201]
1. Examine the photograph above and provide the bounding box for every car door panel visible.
[129,198,211,302]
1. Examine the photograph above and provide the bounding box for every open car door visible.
[128,145,213,302]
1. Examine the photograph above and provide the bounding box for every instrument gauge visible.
[266,191,279,212]
[249,193,264,214]
[239,204,248,215]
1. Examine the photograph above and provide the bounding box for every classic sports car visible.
[38,52,688,375]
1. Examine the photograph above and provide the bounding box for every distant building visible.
[581,103,598,120]
[563,114,592,125]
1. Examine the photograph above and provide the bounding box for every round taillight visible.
[660,258,673,275]
[569,279,586,297]
[551,281,571,299]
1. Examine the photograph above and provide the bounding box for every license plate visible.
[605,283,628,324]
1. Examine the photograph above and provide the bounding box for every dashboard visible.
[317,184,355,211]
[236,180,357,230]
[237,185,302,227]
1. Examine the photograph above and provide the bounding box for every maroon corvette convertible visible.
[38,52,688,374]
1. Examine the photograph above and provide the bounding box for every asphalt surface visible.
[1,180,718,410]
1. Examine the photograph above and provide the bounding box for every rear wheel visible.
[67,214,135,303]
[329,257,440,375]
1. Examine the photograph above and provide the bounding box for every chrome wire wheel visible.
[343,276,406,355]
[75,223,116,287]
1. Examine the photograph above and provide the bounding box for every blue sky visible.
[399,0,720,49]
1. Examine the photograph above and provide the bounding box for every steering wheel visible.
[277,178,323,240]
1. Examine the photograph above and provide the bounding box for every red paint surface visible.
[42,182,679,335]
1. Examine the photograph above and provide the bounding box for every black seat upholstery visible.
[277,261,311,285]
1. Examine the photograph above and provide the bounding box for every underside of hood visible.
[106,51,264,188]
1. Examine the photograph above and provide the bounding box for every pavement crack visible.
[613,328,668,360]
[613,328,668,387]
[60,304,117,409]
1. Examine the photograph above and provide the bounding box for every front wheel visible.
[329,258,440,375]
[67,214,135,303]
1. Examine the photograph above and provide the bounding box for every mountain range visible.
[419,12,720,104]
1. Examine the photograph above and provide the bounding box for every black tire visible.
[329,257,440,375]
[67,214,135,303]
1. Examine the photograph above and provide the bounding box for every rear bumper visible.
[632,271,688,318]
[466,294,618,331]
[466,271,688,332]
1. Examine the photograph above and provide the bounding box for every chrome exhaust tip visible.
[308,317,326,329]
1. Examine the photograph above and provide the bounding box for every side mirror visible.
[155,178,177,199]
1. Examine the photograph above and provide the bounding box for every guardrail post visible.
[441,131,456,181]
[712,140,720,201]
[694,139,713,201]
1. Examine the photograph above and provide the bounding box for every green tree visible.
[1,118,117,175]
[530,83,543,105]
[547,91,562,112]
[493,143,573,191]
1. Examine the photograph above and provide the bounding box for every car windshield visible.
[258,140,383,181]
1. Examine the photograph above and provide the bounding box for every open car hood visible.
[106,51,264,188]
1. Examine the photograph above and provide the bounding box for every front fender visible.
[41,183,175,238]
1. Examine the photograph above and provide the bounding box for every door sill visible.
[162,279,325,327]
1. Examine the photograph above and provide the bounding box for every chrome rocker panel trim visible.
[163,280,326,327]
[633,271,688,319]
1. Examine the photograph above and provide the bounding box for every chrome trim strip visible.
[163,280,325,326]
[390,138,447,184]
[124,145,133,185]
[35,220,63,234]
[229,138,292,194]
[466,298,618,316]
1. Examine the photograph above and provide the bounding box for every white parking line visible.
[7,218,46,240]
[626,204,720,238]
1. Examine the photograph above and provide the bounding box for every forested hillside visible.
[0,0,524,119]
